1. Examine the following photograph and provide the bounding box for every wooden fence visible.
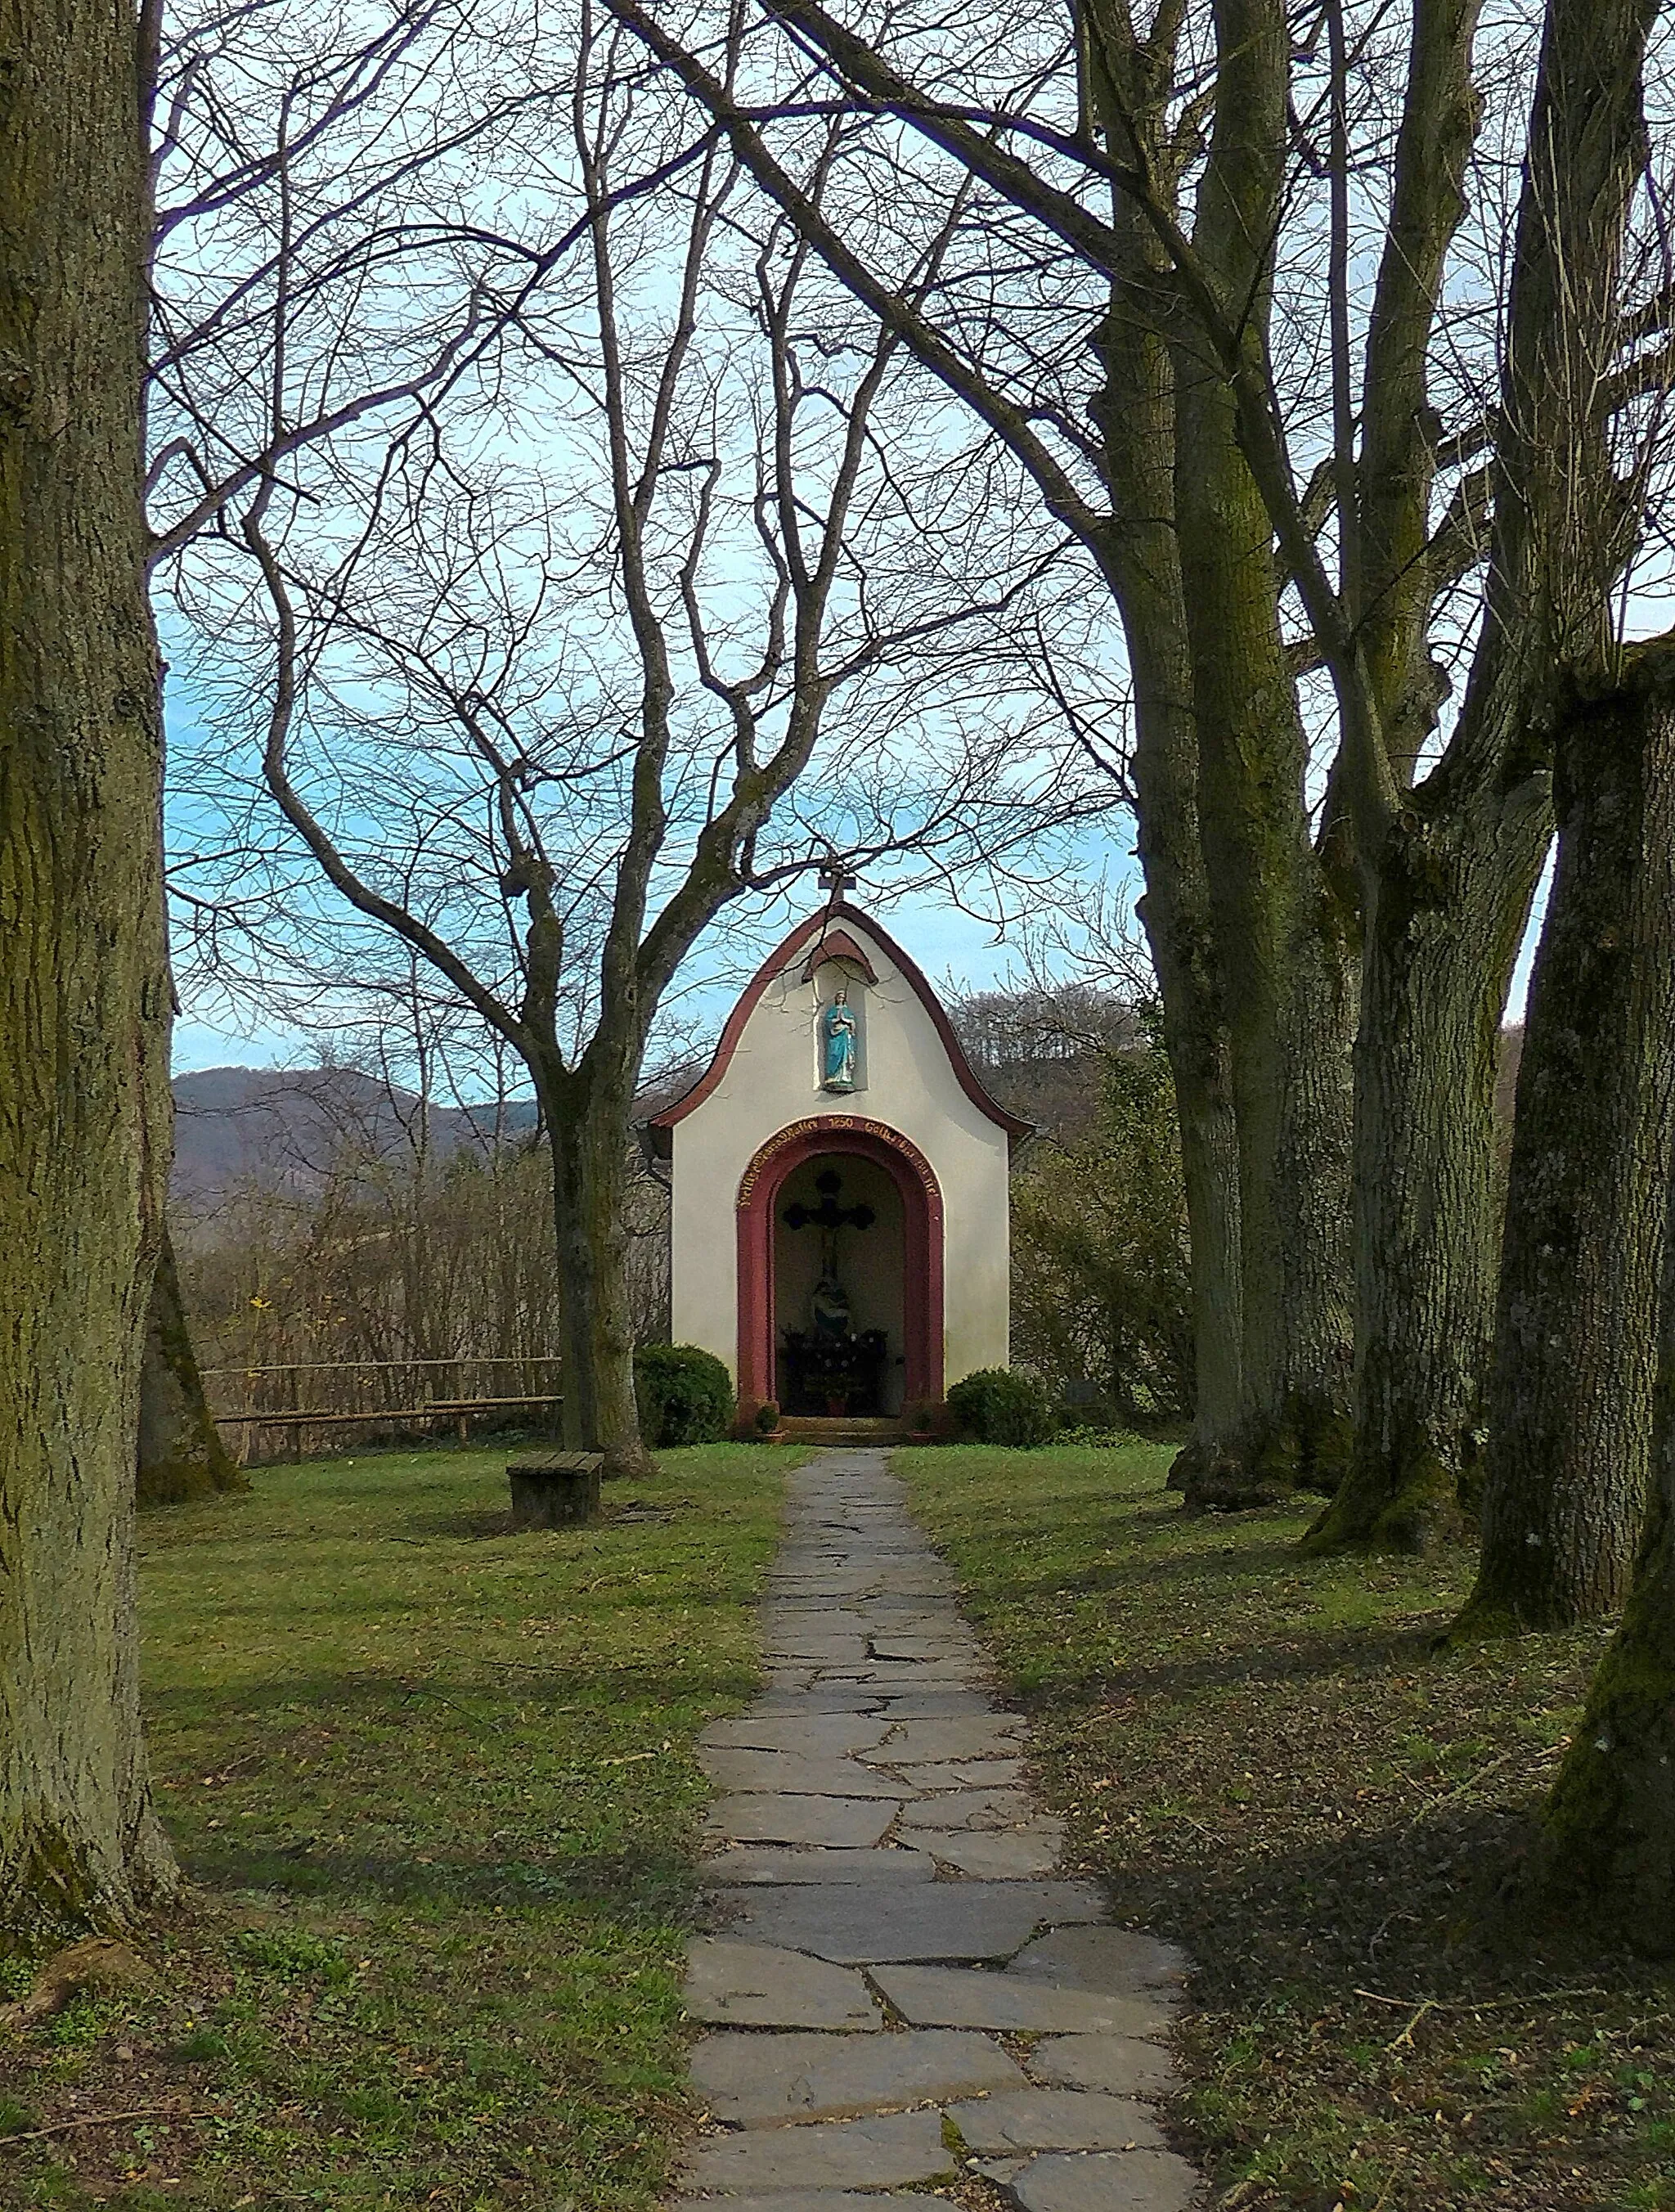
[200,1356,563,1464]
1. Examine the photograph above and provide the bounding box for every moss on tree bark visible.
[137,1223,248,1508]
[1449,653,1675,1636]
[1535,1141,1675,1951]
[0,0,180,1937]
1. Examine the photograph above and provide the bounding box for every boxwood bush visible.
[945,1366,1055,1447]
[634,1342,735,1448]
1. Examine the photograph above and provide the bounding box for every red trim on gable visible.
[647,902,1033,1144]
[798,928,878,984]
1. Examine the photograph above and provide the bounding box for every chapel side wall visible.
[667,925,1012,1395]
[668,1129,738,1374]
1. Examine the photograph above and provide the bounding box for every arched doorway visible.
[736,1116,943,1414]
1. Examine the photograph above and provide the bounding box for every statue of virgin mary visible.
[820,986,858,1091]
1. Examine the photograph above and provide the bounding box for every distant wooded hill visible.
[169,1066,541,1205]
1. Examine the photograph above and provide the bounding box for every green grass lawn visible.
[0,1442,797,2211]
[900,1442,1675,2212]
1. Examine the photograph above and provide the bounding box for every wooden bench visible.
[506,1450,604,1528]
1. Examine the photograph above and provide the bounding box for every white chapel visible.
[648,901,1029,1422]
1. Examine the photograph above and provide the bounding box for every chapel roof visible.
[646,901,1033,1146]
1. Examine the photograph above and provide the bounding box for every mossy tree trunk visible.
[1305,0,1659,1553]
[137,1223,248,1508]
[0,0,180,1936]
[1163,0,1354,1508]
[1303,809,1547,1553]
[1537,1143,1675,1953]
[1450,650,1675,1636]
[539,1050,658,1481]
[1081,20,1244,1478]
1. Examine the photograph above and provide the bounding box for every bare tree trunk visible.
[1536,1152,1675,1955]
[1301,809,1546,1553]
[1090,319,1245,1477]
[1308,0,1655,1556]
[1084,20,1244,1479]
[138,1222,247,1506]
[0,0,179,1935]
[1450,649,1675,1634]
[546,1062,658,1480]
[1165,0,1354,1506]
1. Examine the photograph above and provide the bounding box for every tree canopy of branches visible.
[605,0,1675,1549]
[165,0,1098,1472]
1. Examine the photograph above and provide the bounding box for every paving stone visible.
[887,1758,1026,1790]
[676,2109,955,2192]
[689,2026,1026,2124]
[863,1719,1026,1763]
[766,1643,873,1667]
[702,1845,936,1886]
[897,1787,1037,1832]
[728,1880,1105,1965]
[869,1965,1170,2037]
[706,1795,900,1847]
[701,1715,891,1756]
[698,1750,908,1799]
[996,2149,1203,2212]
[668,2196,953,2212]
[916,1828,1062,1878]
[1026,2037,1178,2097]
[945,2090,1166,2153]
[684,1939,881,2030]
[676,1448,1201,2212]
[820,1661,976,1686]
[755,1688,893,1715]
[865,1689,997,1716]
[1008,1927,1191,1995]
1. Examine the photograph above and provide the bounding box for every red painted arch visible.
[736,1116,945,1409]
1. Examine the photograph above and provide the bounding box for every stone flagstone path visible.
[671,1450,1202,2212]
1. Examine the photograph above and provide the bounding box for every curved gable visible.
[649,902,1031,1144]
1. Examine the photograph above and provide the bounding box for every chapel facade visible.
[649,902,1028,1422]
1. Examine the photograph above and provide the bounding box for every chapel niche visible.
[773,1154,905,1416]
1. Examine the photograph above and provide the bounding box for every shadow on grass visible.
[144,1661,764,1724]
[186,1839,703,1919]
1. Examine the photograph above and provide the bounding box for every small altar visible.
[780,1328,889,1416]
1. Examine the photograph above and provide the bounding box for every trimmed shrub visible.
[635,1343,734,1448]
[753,1399,781,1437]
[945,1367,1055,1447]
[905,1398,956,1440]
